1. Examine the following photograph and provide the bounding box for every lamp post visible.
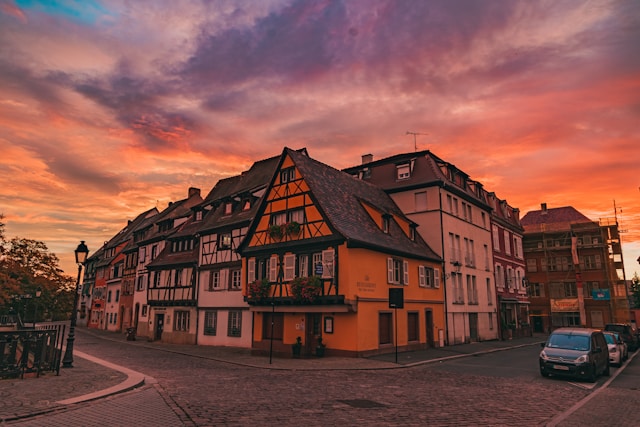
[62,241,89,368]
[32,286,42,328]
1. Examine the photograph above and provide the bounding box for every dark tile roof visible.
[521,206,591,226]
[146,245,198,269]
[287,148,441,262]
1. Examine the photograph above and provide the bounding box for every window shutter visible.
[247,258,256,283]
[403,260,409,285]
[284,254,296,281]
[269,255,278,282]
[418,266,426,287]
[322,249,334,278]
[434,269,440,288]
[387,258,394,284]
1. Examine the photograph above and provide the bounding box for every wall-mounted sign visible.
[592,289,610,301]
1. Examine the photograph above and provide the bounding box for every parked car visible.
[603,331,626,366]
[604,323,639,351]
[539,327,610,382]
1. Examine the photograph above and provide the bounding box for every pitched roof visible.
[286,148,441,261]
[520,205,592,233]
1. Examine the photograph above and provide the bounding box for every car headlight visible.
[540,350,549,360]
[610,347,617,353]
[575,354,589,364]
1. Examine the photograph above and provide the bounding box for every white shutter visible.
[284,254,296,281]
[269,255,278,282]
[247,258,256,283]
[387,258,394,284]
[418,266,426,287]
[322,249,334,278]
[434,268,440,288]
[403,260,409,285]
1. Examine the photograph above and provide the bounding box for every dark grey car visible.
[539,327,610,382]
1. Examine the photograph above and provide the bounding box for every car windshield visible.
[605,325,624,333]
[547,333,590,351]
[604,334,615,345]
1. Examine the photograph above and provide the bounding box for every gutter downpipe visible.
[439,183,449,346]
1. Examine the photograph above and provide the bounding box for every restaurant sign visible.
[550,298,579,312]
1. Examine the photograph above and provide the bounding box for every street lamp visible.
[32,286,42,328]
[62,241,89,368]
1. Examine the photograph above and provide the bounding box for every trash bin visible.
[126,327,136,341]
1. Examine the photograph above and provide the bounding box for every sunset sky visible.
[1,0,639,279]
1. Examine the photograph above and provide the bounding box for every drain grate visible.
[338,399,387,408]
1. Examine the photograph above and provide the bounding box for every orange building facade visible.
[240,148,444,357]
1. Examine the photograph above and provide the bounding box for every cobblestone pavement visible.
[4,328,638,426]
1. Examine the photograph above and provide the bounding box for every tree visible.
[0,216,75,321]
[630,273,640,309]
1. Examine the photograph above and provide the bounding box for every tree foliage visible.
[0,215,75,321]
[630,273,640,309]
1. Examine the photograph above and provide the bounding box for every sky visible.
[1,0,639,279]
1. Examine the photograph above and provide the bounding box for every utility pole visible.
[406,131,428,152]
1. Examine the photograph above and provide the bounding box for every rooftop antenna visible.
[406,131,428,152]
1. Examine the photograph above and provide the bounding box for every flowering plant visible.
[248,278,271,299]
[290,276,322,303]
[286,221,301,235]
[268,224,285,240]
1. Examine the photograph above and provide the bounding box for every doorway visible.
[154,313,164,341]
[305,313,322,356]
[425,309,434,348]
[469,313,478,342]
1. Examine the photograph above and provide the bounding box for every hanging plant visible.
[268,224,285,240]
[290,276,322,303]
[286,221,301,235]
[248,278,271,299]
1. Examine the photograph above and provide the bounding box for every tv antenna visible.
[406,131,428,152]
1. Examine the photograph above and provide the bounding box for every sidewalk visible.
[1,328,545,422]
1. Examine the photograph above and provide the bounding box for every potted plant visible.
[286,221,301,236]
[315,336,326,357]
[268,224,285,240]
[290,276,322,303]
[292,336,302,358]
[248,278,271,300]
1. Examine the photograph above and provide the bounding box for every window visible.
[196,210,203,221]
[174,311,190,332]
[204,311,217,336]
[288,209,305,224]
[529,282,544,297]
[526,258,537,273]
[115,290,120,302]
[415,191,427,212]
[484,245,490,271]
[230,269,241,290]
[492,225,500,251]
[247,258,256,284]
[209,271,220,290]
[224,203,232,215]
[387,258,409,285]
[271,212,287,226]
[397,164,410,180]
[452,273,464,303]
[174,268,183,286]
[504,230,511,255]
[136,275,146,291]
[486,279,492,305]
[582,255,602,270]
[549,282,577,298]
[139,247,146,264]
[280,167,296,183]
[284,254,296,281]
[269,255,278,282]
[243,200,251,211]
[151,245,158,260]
[219,233,232,249]
[464,238,475,267]
[382,216,390,233]
[298,254,309,278]
[407,312,419,341]
[321,250,335,279]
[418,266,440,288]
[107,290,112,303]
[228,311,242,337]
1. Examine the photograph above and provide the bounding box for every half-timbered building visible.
[196,155,280,347]
[240,148,444,357]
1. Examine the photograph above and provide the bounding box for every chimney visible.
[541,203,548,214]
[362,154,373,164]
[189,187,201,198]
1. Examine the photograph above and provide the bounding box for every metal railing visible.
[0,324,66,379]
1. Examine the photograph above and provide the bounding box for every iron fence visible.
[0,324,66,379]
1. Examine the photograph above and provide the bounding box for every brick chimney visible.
[362,154,373,164]
[188,187,201,198]
[541,203,548,214]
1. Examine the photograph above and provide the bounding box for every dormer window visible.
[280,167,296,183]
[224,202,233,215]
[382,214,391,233]
[219,233,232,249]
[195,210,203,221]
[397,164,410,180]
[243,200,251,211]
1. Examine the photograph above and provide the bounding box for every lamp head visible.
[75,241,89,264]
